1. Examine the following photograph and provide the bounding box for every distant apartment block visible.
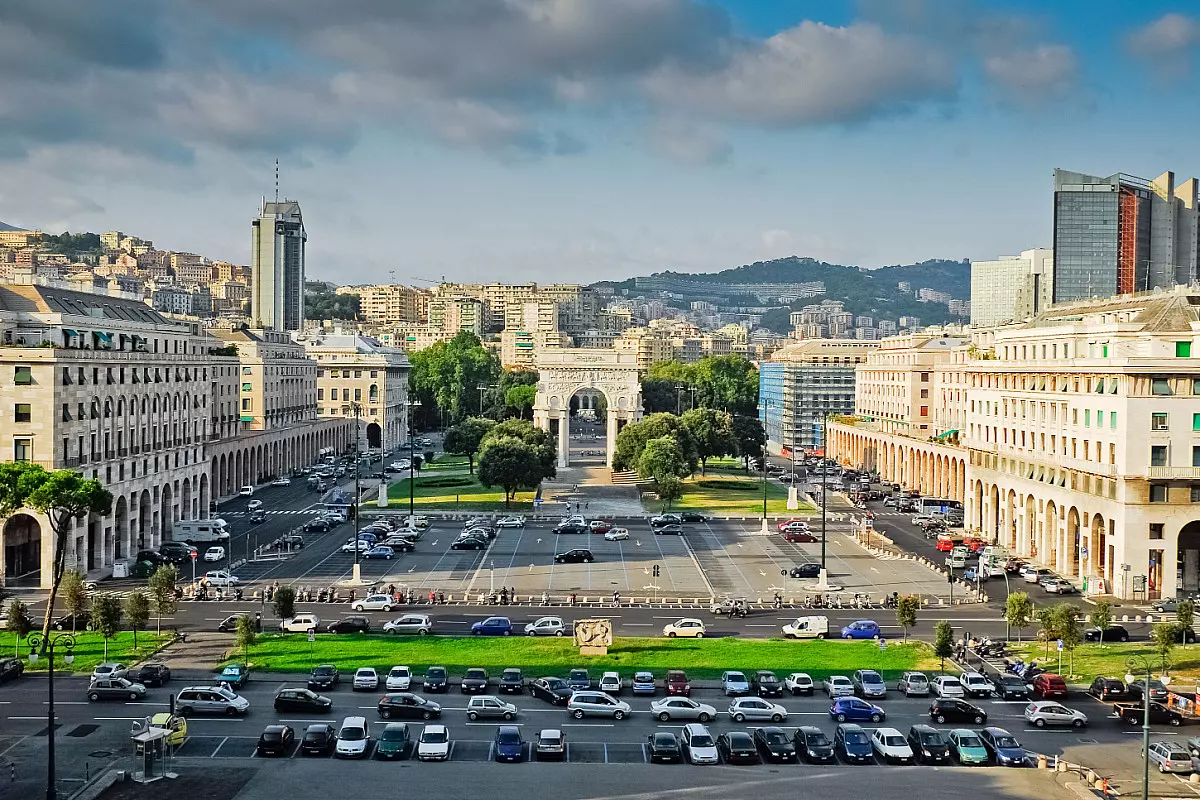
[970,248,1053,327]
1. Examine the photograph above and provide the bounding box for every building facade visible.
[250,199,306,331]
[970,248,1055,327]
[305,333,411,453]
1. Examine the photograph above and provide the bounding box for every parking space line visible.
[604,743,609,764]
[0,736,27,757]
[210,736,230,758]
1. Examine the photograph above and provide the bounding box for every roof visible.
[769,339,880,363]
[0,283,171,325]
[1026,287,1200,333]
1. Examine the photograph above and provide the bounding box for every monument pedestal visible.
[786,486,799,510]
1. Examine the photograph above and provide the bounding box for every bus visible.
[917,498,963,516]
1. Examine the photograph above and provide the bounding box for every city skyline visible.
[2,1,1199,285]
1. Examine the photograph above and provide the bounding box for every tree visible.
[124,592,150,649]
[637,437,689,484]
[408,332,502,426]
[1178,600,1195,633]
[1035,606,1057,657]
[933,620,954,671]
[478,437,557,507]
[1090,600,1112,644]
[655,476,684,511]
[1153,622,1178,674]
[690,355,760,416]
[235,614,257,660]
[504,384,536,420]
[60,571,89,634]
[1005,592,1033,641]
[304,290,360,320]
[1053,602,1082,675]
[5,599,31,656]
[611,413,699,474]
[731,415,766,472]
[0,463,113,650]
[896,595,919,642]
[92,593,123,661]
[273,585,296,621]
[147,564,179,637]
[443,417,495,474]
[639,377,678,414]
[680,408,737,474]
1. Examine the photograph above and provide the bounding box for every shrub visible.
[415,476,475,489]
[695,479,758,491]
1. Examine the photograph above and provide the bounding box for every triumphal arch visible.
[533,350,643,468]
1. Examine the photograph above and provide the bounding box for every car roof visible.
[538,728,563,737]
[423,724,447,733]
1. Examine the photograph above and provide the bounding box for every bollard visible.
[1056,759,1068,773]
[1088,769,1097,784]
[1121,614,1129,623]
[1135,615,1142,623]
[1190,773,1200,785]
[1036,754,1048,769]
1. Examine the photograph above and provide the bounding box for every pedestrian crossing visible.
[222,509,323,517]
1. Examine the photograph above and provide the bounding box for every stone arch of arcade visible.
[533,350,643,469]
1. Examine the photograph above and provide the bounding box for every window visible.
[920,372,930,382]
[1149,523,1165,540]
[1193,486,1200,503]
[241,383,252,392]
[1111,411,1117,430]
[1152,379,1173,396]
[1151,446,1168,467]
[1097,411,1104,427]
[1193,446,1200,468]
[1150,484,1168,503]
[1084,410,1090,427]
[1194,413,1200,432]
[1153,413,1169,431]
[370,370,378,378]
[13,438,31,461]
[354,388,362,402]
[317,388,324,400]
[241,398,251,411]
[1102,344,1109,358]
[920,388,929,398]
[61,404,70,421]
[1178,341,1192,358]
[13,404,31,423]
[14,366,31,386]
[242,366,251,375]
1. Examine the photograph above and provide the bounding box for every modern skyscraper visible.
[1052,168,1199,303]
[251,198,306,331]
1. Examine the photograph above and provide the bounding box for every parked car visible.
[496,516,526,528]
[466,695,518,721]
[352,594,395,612]
[0,657,25,684]
[995,675,1031,700]
[666,669,691,696]
[352,667,378,691]
[450,534,488,550]
[662,618,706,638]
[461,668,490,694]
[1113,700,1187,727]
[646,732,683,763]
[423,666,448,693]
[632,671,656,696]
[718,731,760,765]
[373,722,411,760]
[929,698,987,725]
[681,723,719,765]
[598,671,621,694]
[752,670,784,697]
[554,548,594,564]
[416,724,450,761]
[383,614,433,635]
[471,616,513,636]
[274,688,332,713]
[279,613,320,633]
[1088,677,1126,701]
[334,716,370,759]
[961,671,996,698]
[377,692,442,720]
[530,677,573,706]
[87,677,147,701]
[852,669,887,699]
[947,728,990,765]
[1128,678,1171,703]
[1032,673,1068,698]
[907,724,950,764]
[651,697,716,722]
[256,725,295,757]
[931,676,966,698]
[523,616,566,637]
[721,670,750,696]
[871,727,914,764]
[730,697,788,723]
[216,663,251,689]
[1085,625,1131,643]
[979,727,1027,766]
[834,723,874,763]
[604,527,630,541]
[203,546,226,562]
[300,723,337,756]
[567,691,630,719]
[385,666,412,691]
[327,616,371,634]
[840,620,881,639]
[785,672,814,696]
[823,675,854,698]
[1148,741,1194,773]
[553,523,589,535]
[898,671,930,696]
[499,668,524,694]
[202,570,239,587]
[566,669,591,690]
[1024,701,1088,728]
[308,664,339,691]
[534,728,566,761]
[133,663,171,687]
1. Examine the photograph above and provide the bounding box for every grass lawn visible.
[1006,640,1200,684]
[422,454,470,473]
[0,631,170,673]
[669,474,816,516]
[387,474,536,512]
[235,634,939,680]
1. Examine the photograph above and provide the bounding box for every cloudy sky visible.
[1,0,1197,284]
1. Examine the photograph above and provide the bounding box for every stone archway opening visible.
[533,350,643,469]
[3,513,41,586]
[1178,521,1200,596]
[366,422,382,450]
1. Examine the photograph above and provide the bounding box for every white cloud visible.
[644,119,731,165]
[1126,12,1200,57]
[983,44,1077,103]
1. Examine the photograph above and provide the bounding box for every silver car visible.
[465,695,518,721]
[728,697,787,723]
[824,675,854,698]
[567,691,631,720]
[1024,701,1087,728]
[1148,741,1193,773]
[382,614,432,635]
[650,696,716,723]
[523,616,565,637]
[897,671,930,696]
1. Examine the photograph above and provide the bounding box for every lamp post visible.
[476,384,498,418]
[1126,654,1168,800]
[759,440,769,534]
[343,401,363,584]
[407,400,422,524]
[818,410,830,589]
[26,632,75,800]
[675,384,684,416]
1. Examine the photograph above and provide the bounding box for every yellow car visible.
[150,713,187,746]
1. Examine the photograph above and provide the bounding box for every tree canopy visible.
[611,413,699,474]
[305,290,360,320]
[477,420,557,507]
[644,354,759,417]
[408,332,502,427]
[442,417,495,473]
[731,415,766,470]
[679,408,737,474]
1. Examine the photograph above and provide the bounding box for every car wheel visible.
[130,692,140,700]
[472,630,480,635]
[1171,717,1182,727]
[555,630,564,637]
[733,713,745,723]
[1034,718,1046,728]
[227,707,239,717]
[527,629,536,636]
[88,692,100,701]
[772,713,784,723]
[572,709,585,719]
[614,710,625,721]
[1121,635,1129,643]
[503,712,514,721]
[935,714,946,724]
[1072,719,1084,728]
[177,706,191,717]
[870,713,882,723]
[386,629,396,635]
[659,712,671,722]
[468,712,478,721]
[695,633,704,639]
[973,715,984,725]
[379,708,392,719]
[697,712,710,723]
[667,632,676,638]
[836,713,847,722]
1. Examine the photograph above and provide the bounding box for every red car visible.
[666,669,691,697]
[935,536,956,552]
[588,520,613,534]
[776,519,808,532]
[783,530,817,543]
[1032,673,1068,698]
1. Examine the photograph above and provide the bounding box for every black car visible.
[249,509,267,524]
[751,726,795,762]
[499,668,524,694]
[300,723,336,756]
[752,670,784,697]
[450,535,488,551]
[274,688,333,713]
[554,549,594,564]
[461,668,490,693]
[1088,677,1126,701]
[279,533,305,547]
[377,692,443,720]
[646,732,683,763]
[257,725,295,756]
[158,542,197,563]
[792,726,833,763]
[327,616,371,634]
[52,612,93,632]
[718,731,759,764]
[304,518,332,532]
[929,698,987,725]
[1084,625,1130,643]
[308,664,340,691]
[0,657,24,684]
[424,666,449,693]
[530,677,573,705]
[1128,678,1170,703]
[907,725,951,764]
[788,563,821,579]
[553,523,589,535]
[995,675,1030,700]
[133,663,171,687]
[679,512,707,523]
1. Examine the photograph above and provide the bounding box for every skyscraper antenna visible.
[274,159,279,202]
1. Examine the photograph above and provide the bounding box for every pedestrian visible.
[438,591,445,604]
[585,502,589,510]
[500,587,508,605]
[429,590,435,605]
[254,612,262,633]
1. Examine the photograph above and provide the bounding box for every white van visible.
[172,519,230,543]
[781,615,829,639]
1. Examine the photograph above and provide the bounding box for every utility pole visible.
[818,410,829,589]
[345,401,363,584]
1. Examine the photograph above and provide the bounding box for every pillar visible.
[606,410,619,469]
[557,411,570,468]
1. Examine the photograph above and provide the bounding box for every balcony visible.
[118,447,128,456]
[64,457,80,467]
[1146,466,1200,480]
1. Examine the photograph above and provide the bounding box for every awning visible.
[62,329,78,338]
[934,429,959,441]
[94,331,113,343]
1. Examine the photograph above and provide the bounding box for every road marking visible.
[561,723,614,727]
[745,624,777,628]
[44,701,87,705]
[94,717,143,720]
[210,736,230,757]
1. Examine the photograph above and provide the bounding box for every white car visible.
[598,671,622,694]
[389,462,409,471]
[203,570,239,587]
[728,697,787,723]
[353,667,379,691]
[823,675,854,698]
[272,477,291,486]
[91,662,126,681]
[604,527,630,541]
[524,616,565,637]
[871,727,915,764]
[663,618,706,638]
[279,613,320,633]
[341,539,370,553]
[239,485,254,496]
[561,515,585,526]
[203,546,225,562]
[931,676,966,698]
[335,716,370,759]
[386,666,412,690]
[682,723,719,765]
[650,697,717,722]
[785,672,814,695]
[417,724,450,761]
[961,671,996,698]
[247,499,263,511]
[352,593,395,612]
[496,516,526,528]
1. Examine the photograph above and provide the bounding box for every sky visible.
[2,1,1200,286]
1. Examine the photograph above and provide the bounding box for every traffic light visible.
[653,564,660,578]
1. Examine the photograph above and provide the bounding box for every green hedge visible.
[695,479,759,491]
[415,476,475,489]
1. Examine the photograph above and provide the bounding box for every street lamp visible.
[407,399,422,525]
[1126,654,1170,800]
[27,632,75,800]
[818,410,830,589]
[476,384,498,417]
[343,401,363,584]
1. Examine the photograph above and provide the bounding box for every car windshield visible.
[653,734,676,746]
[466,670,486,679]
[920,733,944,745]
[313,666,334,675]
[766,731,790,745]
[844,731,868,744]
[420,731,447,744]
[428,669,446,679]
[860,672,881,682]
[635,673,653,681]
[503,670,520,679]
[221,666,241,675]
[498,732,521,745]
[994,736,1020,748]
[304,730,328,741]
[340,727,366,740]
[957,735,983,748]
[539,734,561,744]
[381,730,406,741]
[689,734,714,748]
[727,673,746,681]
[885,736,906,746]
[215,687,238,701]
[910,676,928,684]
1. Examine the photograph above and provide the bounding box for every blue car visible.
[834,723,874,763]
[840,620,881,640]
[471,616,513,636]
[978,727,1026,767]
[829,697,886,723]
[363,546,394,560]
[494,725,524,762]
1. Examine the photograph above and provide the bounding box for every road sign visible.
[878,638,887,651]
[190,551,197,561]
[1081,547,1088,557]
[1056,638,1063,651]
[308,631,316,643]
